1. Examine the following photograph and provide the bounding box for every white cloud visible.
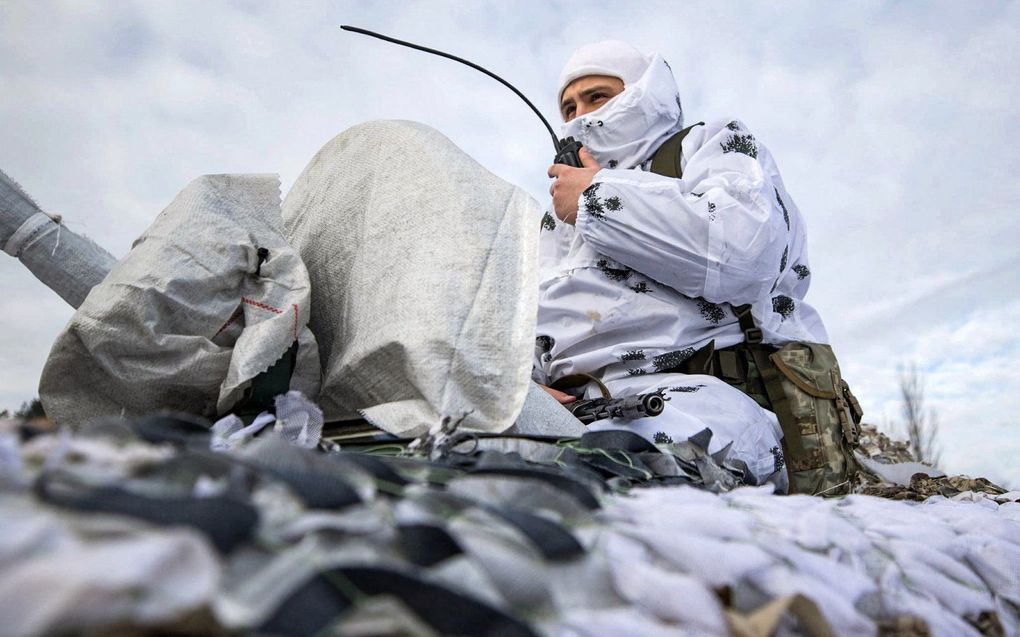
[1,2,1017,486]
[844,298,1020,487]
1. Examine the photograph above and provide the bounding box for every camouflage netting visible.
[2,413,1018,637]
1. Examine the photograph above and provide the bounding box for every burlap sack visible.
[283,120,541,436]
[40,174,315,425]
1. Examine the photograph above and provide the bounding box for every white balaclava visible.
[557,41,685,170]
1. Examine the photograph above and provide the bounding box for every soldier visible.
[536,41,857,493]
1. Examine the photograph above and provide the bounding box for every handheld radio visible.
[340,25,583,168]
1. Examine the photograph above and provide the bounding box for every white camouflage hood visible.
[559,55,685,170]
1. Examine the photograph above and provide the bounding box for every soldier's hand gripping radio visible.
[553,137,583,168]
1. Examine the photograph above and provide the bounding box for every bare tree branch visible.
[899,363,942,467]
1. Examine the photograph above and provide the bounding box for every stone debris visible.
[856,423,915,464]
[860,474,1011,502]
[853,423,1012,505]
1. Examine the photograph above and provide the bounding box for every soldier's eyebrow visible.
[561,84,619,113]
[578,84,618,99]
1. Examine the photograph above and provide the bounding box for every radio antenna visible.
[340,25,562,151]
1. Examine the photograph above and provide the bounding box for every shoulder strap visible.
[731,304,810,476]
[732,303,763,344]
[649,122,704,179]
[550,373,612,399]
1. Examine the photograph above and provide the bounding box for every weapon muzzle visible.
[642,393,665,417]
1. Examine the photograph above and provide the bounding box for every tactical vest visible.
[649,124,864,497]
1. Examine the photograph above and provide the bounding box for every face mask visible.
[560,56,685,170]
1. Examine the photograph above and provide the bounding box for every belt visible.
[666,339,777,386]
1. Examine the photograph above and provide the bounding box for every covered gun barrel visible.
[2,169,117,309]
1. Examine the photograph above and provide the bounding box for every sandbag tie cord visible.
[3,211,61,257]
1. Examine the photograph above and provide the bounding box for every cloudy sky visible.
[1,1,1018,486]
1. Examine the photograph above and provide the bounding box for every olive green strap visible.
[841,380,864,425]
[657,339,715,375]
[831,370,857,445]
[732,304,763,344]
[770,354,837,400]
[732,303,809,481]
[683,339,716,375]
[749,344,808,468]
[649,122,704,179]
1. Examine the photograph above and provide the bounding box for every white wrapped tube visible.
[1,169,115,309]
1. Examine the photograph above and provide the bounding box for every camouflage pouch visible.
[759,342,863,496]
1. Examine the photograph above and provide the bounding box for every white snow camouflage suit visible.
[533,53,829,488]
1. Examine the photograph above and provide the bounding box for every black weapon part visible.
[567,391,667,425]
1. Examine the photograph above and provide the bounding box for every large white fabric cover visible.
[40,174,314,425]
[283,120,541,436]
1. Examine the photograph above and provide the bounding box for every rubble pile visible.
[856,424,915,464]
[852,423,1013,503]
